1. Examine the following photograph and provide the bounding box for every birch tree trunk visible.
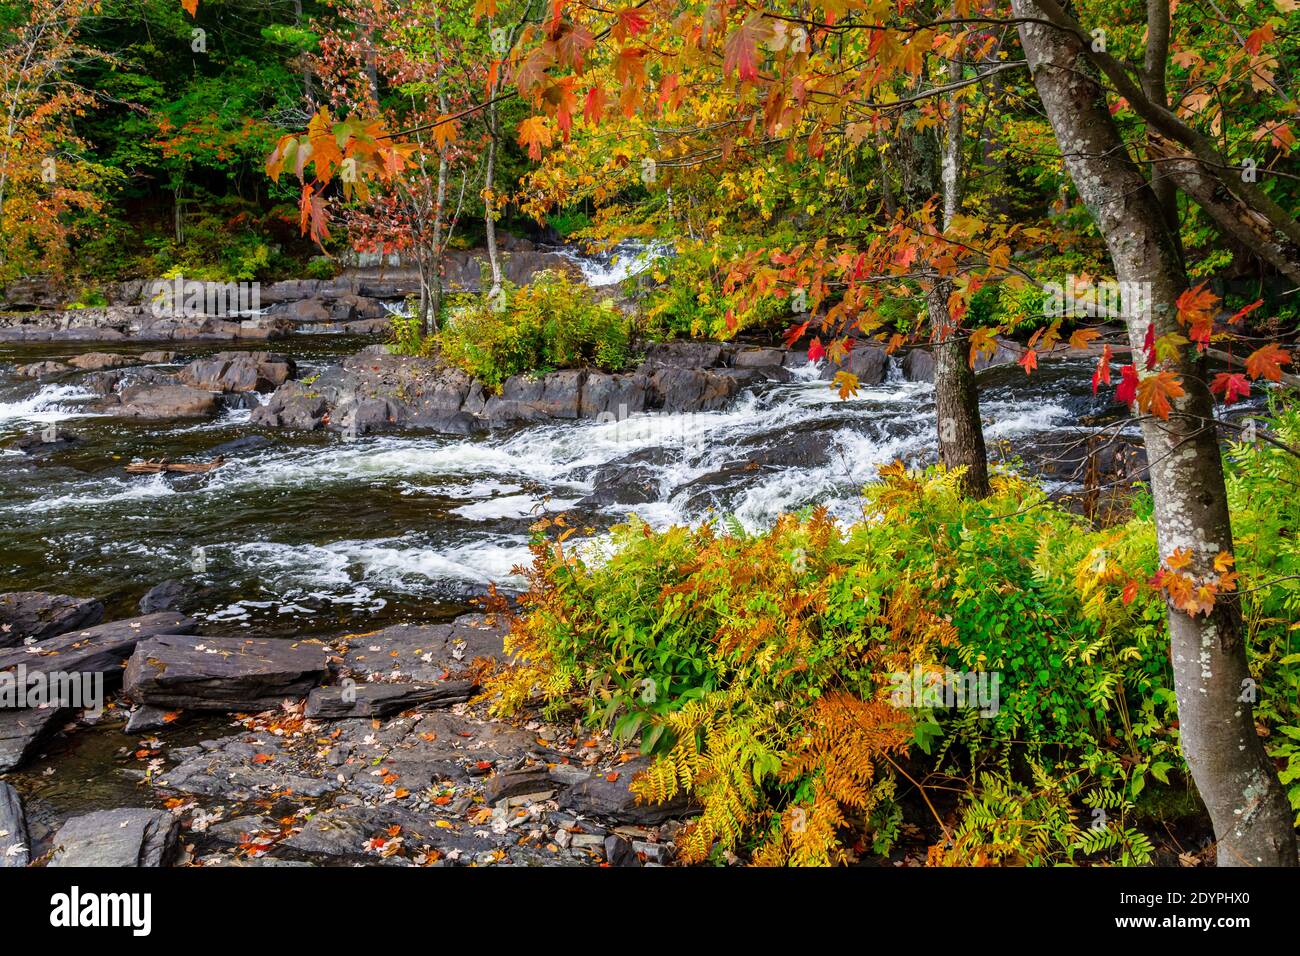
[1014,0,1296,866]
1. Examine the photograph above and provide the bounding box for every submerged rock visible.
[48,808,179,867]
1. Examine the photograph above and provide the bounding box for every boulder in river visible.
[14,360,69,379]
[177,351,295,393]
[66,351,134,371]
[817,344,888,386]
[124,634,329,712]
[0,781,29,867]
[48,808,179,867]
[97,383,221,418]
[0,591,105,646]
[249,381,327,430]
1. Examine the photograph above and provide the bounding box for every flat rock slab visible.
[0,706,72,772]
[0,591,104,647]
[338,613,509,683]
[125,635,329,712]
[48,808,179,867]
[0,612,195,686]
[98,383,220,419]
[305,680,474,719]
[160,734,338,800]
[0,781,30,866]
[559,756,698,826]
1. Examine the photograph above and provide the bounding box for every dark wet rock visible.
[82,367,175,396]
[206,434,273,457]
[305,680,474,719]
[48,808,179,867]
[484,765,553,803]
[581,447,672,507]
[604,833,639,867]
[67,351,134,371]
[177,351,295,393]
[0,782,29,866]
[818,344,887,385]
[124,704,175,734]
[640,341,725,369]
[138,580,197,615]
[249,382,328,430]
[97,383,221,419]
[579,372,649,418]
[404,410,486,436]
[559,756,697,825]
[0,591,104,646]
[901,348,935,382]
[732,347,785,368]
[0,706,71,772]
[9,428,80,456]
[14,360,68,379]
[717,365,792,386]
[0,612,194,686]
[647,367,740,412]
[124,635,329,712]
[366,712,537,788]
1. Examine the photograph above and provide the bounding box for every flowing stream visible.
[1,332,1104,637]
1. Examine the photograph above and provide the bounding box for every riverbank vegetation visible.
[486,403,1300,865]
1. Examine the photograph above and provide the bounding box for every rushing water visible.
[0,328,1110,639]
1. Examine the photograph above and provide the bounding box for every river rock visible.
[0,706,73,772]
[10,428,80,455]
[0,612,194,686]
[48,808,179,867]
[14,360,68,379]
[304,679,474,719]
[483,765,552,803]
[646,367,739,412]
[0,782,29,866]
[138,580,197,614]
[177,351,295,393]
[98,383,221,418]
[902,348,935,382]
[124,635,329,711]
[579,372,649,418]
[732,347,785,368]
[124,704,175,734]
[640,341,726,369]
[818,344,887,385]
[0,591,105,646]
[66,351,134,371]
[559,755,697,825]
[140,350,176,363]
[249,382,327,430]
[337,614,509,682]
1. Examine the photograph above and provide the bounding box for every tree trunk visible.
[429,135,449,333]
[1015,0,1296,867]
[930,51,990,499]
[483,98,503,300]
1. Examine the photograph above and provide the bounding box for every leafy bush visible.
[639,241,788,340]
[439,271,635,391]
[484,403,1300,864]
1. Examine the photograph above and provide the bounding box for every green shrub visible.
[639,241,788,340]
[439,271,634,390]
[485,402,1300,864]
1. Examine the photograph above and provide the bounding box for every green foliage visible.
[439,271,635,390]
[639,241,788,340]
[485,404,1300,864]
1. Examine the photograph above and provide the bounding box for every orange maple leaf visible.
[1136,371,1185,419]
[1244,343,1291,382]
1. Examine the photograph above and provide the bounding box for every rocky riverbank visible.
[1,590,692,867]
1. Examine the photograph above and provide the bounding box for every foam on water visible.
[0,383,96,425]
